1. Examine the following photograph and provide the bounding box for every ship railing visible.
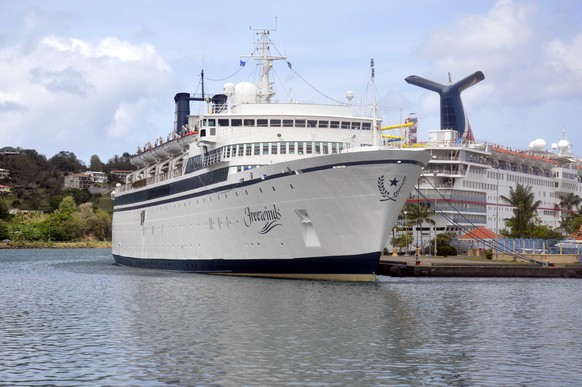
[202,149,223,167]
[117,168,185,193]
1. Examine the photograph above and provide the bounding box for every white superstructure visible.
[395,123,582,247]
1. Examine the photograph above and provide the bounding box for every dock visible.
[377,256,582,278]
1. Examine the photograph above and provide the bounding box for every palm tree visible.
[403,202,435,254]
[500,183,541,238]
[559,193,582,218]
[557,193,582,233]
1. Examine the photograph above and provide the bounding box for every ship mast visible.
[242,25,287,103]
[370,59,379,148]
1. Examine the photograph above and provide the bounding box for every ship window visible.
[341,121,350,129]
[330,121,339,128]
[200,129,206,137]
[295,119,306,127]
[238,145,244,157]
[307,120,317,127]
[305,142,312,154]
[318,121,329,128]
[203,119,216,126]
[257,119,268,127]
[245,144,252,156]
[322,143,329,154]
[210,127,216,135]
[352,122,361,130]
[253,143,260,155]
[218,119,229,126]
[362,122,371,130]
[283,119,293,127]
[231,119,242,126]
[289,142,295,154]
[280,143,287,154]
[244,119,255,126]
[270,119,281,127]
[298,142,304,155]
[315,142,321,154]
[271,143,278,155]
[262,143,269,155]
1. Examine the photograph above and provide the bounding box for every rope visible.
[207,65,246,82]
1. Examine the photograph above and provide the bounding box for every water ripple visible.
[1,251,582,386]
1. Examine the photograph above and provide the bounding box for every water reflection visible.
[1,250,581,386]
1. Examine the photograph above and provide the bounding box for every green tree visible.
[89,154,105,172]
[403,202,435,254]
[59,196,78,215]
[49,151,84,173]
[0,219,9,240]
[391,231,413,254]
[0,199,11,220]
[559,193,582,233]
[500,183,541,238]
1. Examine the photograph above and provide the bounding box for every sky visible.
[1,0,582,165]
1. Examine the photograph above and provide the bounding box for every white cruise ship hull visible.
[112,149,429,281]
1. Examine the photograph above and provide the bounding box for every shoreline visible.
[0,241,112,249]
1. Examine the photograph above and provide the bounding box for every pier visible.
[377,256,582,278]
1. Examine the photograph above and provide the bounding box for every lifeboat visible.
[162,139,184,155]
[178,131,198,148]
[129,155,147,167]
[151,145,170,159]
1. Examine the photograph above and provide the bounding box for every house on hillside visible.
[0,184,11,193]
[110,170,132,183]
[86,171,108,183]
[0,168,9,179]
[0,146,20,155]
[63,173,92,189]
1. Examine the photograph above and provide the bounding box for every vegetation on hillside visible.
[0,148,134,242]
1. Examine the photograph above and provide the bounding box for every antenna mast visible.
[242,19,286,103]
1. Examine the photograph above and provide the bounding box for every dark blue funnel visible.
[405,71,484,136]
[174,92,191,134]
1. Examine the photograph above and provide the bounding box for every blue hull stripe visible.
[112,252,381,275]
[114,158,424,212]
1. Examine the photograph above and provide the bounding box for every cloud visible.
[0,31,175,161]
[29,66,94,96]
[413,0,582,108]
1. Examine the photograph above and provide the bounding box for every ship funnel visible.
[405,71,484,138]
[174,92,191,134]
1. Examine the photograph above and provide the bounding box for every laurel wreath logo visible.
[378,175,407,202]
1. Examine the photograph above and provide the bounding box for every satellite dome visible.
[557,139,570,150]
[529,139,546,151]
[223,82,235,96]
[233,82,258,104]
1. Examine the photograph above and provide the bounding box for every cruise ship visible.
[110,28,431,281]
[392,71,582,248]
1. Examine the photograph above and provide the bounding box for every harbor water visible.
[2,249,582,386]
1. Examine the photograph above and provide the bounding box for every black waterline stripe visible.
[114,158,423,213]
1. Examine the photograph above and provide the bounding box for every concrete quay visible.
[377,255,582,278]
